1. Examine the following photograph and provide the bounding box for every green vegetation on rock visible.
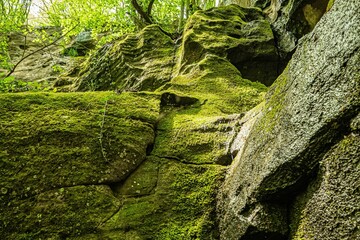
[0,91,160,239]
[74,25,176,92]
[100,157,225,239]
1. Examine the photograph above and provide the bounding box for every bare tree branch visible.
[147,0,155,16]
[131,0,153,25]
[5,23,79,78]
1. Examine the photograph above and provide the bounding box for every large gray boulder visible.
[218,0,360,239]
[222,0,332,58]
[290,133,360,240]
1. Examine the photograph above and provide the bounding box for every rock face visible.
[1,27,84,85]
[218,0,360,239]
[290,134,360,240]
[223,0,332,58]
[1,2,359,239]
[0,92,160,239]
[74,25,176,92]
[176,5,281,86]
[0,5,272,239]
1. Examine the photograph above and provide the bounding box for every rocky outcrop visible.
[218,0,360,239]
[176,5,281,86]
[223,0,332,58]
[0,92,160,239]
[1,1,359,239]
[1,27,84,85]
[74,25,176,92]
[0,5,273,239]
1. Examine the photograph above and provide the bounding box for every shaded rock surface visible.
[224,0,332,58]
[1,2,359,240]
[290,134,360,240]
[218,0,360,239]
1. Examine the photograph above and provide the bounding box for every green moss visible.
[1,185,121,239]
[75,25,175,92]
[0,91,162,239]
[326,0,335,12]
[153,54,266,165]
[99,157,225,239]
[254,65,289,133]
[159,55,267,115]
[176,5,278,85]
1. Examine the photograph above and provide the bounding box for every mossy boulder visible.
[0,92,160,239]
[97,156,225,239]
[177,5,279,86]
[0,4,278,239]
[218,0,360,239]
[2,1,357,239]
[151,6,269,166]
[154,56,267,165]
[74,25,176,92]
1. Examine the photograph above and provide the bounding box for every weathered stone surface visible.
[0,92,160,239]
[64,31,96,56]
[290,134,360,240]
[1,27,83,85]
[223,0,331,58]
[74,25,176,92]
[151,5,270,166]
[270,0,330,57]
[2,1,358,239]
[218,0,360,239]
[177,4,280,86]
[98,156,225,239]
[0,5,277,239]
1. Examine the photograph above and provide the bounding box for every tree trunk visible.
[178,0,185,31]
[130,0,153,25]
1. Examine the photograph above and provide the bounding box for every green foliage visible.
[35,0,222,43]
[0,0,223,79]
[51,64,65,73]
[62,47,79,57]
[0,0,31,70]
[0,75,50,93]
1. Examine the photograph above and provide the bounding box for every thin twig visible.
[99,100,108,162]
[6,23,79,77]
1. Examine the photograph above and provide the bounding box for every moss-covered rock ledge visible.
[0,92,160,239]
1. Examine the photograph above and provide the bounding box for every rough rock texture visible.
[218,0,360,239]
[0,92,160,239]
[74,25,176,92]
[1,27,84,85]
[270,0,331,57]
[64,31,96,56]
[152,5,270,166]
[2,1,359,239]
[176,5,281,86]
[290,134,360,240]
[0,5,273,239]
[223,0,332,58]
